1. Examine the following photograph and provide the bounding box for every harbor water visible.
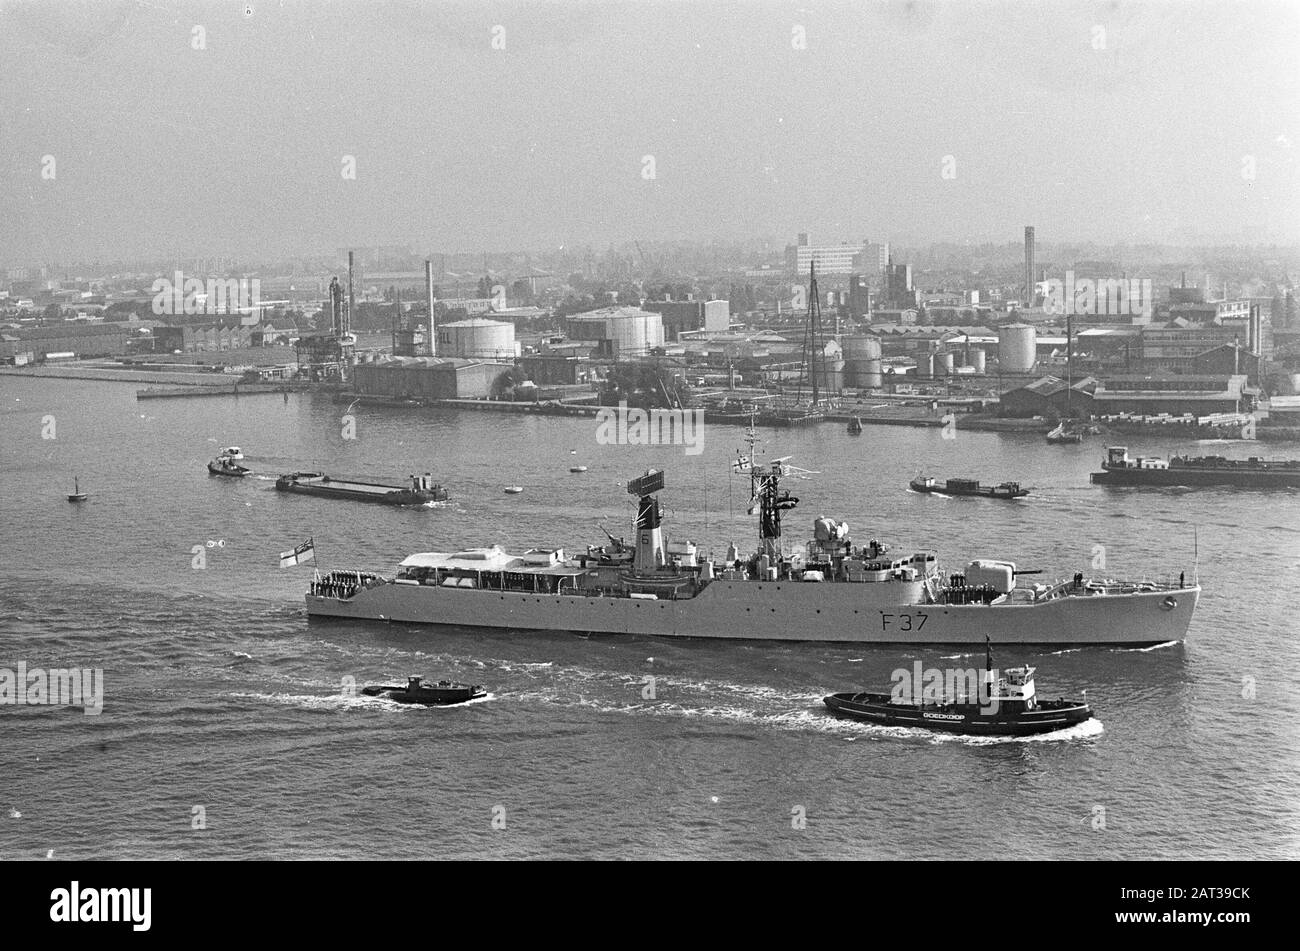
[1,377,1297,859]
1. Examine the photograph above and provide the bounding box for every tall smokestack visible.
[1024,226,1035,307]
[346,251,355,338]
[425,259,437,356]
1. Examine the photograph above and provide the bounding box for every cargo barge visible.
[276,471,449,505]
[1090,446,1300,488]
[910,476,1028,499]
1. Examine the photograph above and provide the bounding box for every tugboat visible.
[67,477,88,503]
[208,449,250,477]
[276,471,449,506]
[823,640,1094,736]
[909,476,1029,500]
[361,676,487,706]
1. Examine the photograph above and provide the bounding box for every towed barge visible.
[1091,446,1300,488]
[276,471,449,506]
[910,476,1028,500]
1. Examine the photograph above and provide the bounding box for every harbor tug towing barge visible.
[824,640,1094,736]
[305,448,1199,645]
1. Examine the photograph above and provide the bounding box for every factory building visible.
[642,300,730,340]
[999,376,1098,418]
[0,324,127,362]
[565,306,664,358]
[1091,374,1250,415]
[350,357,514,401]
[1140,308,1270,367]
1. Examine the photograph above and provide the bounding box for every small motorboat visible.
[504,485,524,494]
[848,417,863,435]
[569,465,588,473]
[1046,423,1083,444]
[67,477,87,503]
[824,640,1093,737]
[208,455,251,477]
[361,676,487,706]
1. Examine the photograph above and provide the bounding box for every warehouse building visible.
[0,323,127,362]
[642,300,730,340]
[999,376,1097,418]
[350,357,514,401]
[1091,374,1250,415]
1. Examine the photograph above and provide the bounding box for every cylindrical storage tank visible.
[815,358,844,394]
[919,353,936,378]
[935,351,955,375]
[442,318,517,359]
[998,323,1037,372]
[841,335,883,389]
[841,335,882,360]
[968,348,986,373]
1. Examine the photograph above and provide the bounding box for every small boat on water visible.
[67,477,87,503]
[1046,423,1084,444]
[569,466,588,473]
[910,476,1028,499]
[276,471,449,506]
[219,446,245,460]
[361,676,487,706]
[504,485,524,494]
[848,418,863,435]
[823,641,1093,736]
[208,452,250,477]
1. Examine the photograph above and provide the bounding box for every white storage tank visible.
[935,351,955,375]
[967,348,986,373]
[998,324,1037,372]
[439,318,518,360]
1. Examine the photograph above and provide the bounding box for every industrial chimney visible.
[425,259,437,356]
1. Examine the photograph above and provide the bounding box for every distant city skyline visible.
[2,0,1298,263]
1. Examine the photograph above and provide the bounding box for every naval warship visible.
[304,441,1199,645]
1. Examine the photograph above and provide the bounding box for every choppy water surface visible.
[1,378,1297,859]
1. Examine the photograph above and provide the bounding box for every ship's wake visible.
[1107,640,1180,653]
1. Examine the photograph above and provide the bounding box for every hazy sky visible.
[2,0,1298,263]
